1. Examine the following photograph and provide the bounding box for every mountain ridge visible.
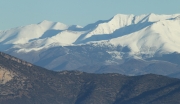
[1,51,180,104]
[1,13,180,55]
[1,13,180,76]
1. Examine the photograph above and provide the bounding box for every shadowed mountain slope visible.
[0,52,180,104]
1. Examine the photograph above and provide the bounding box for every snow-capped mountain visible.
[1,13,180,54]
[1,13,180,76]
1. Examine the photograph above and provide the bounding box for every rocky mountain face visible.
[6,45,180,78]
[0,13,180,78]
[1,52,180,104]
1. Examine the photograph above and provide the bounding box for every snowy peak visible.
[38,20,55,27]
[0,13,180,57]
[142,13,158,22]
[38,20,69,30]
[109,16,180,55]
[110,14,135,25]
[0,20,70,45]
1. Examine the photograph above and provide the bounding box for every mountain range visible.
[1,52,180,104]
[0,13,180,78]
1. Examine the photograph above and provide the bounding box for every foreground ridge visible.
[0,52,180,104]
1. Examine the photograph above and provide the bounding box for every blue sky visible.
[0,0,180,30]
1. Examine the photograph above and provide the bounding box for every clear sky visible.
[0,0,180,30]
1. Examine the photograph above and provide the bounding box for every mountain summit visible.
[0,13,180,75]
[1,14,180,54]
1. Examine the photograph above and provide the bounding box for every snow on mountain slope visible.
[38,20,69,30]
[0,20,69,45]
[0,13,180,57]
[108,18,180,57]
[75,13,180,43]
[13,30,85,52]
